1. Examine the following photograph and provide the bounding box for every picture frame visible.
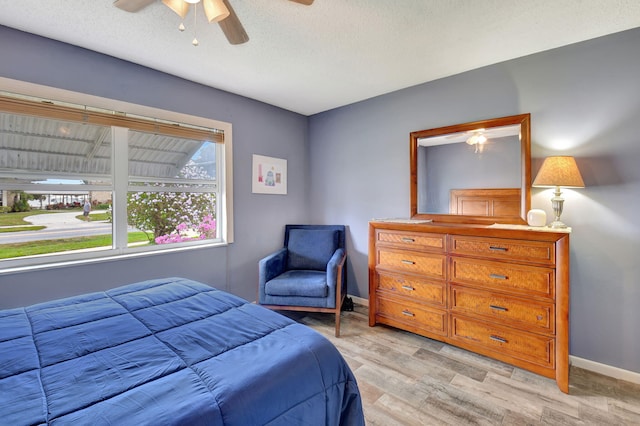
[252,154,287,195]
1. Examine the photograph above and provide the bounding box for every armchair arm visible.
[258,248,288,302]
[326,248,346,308]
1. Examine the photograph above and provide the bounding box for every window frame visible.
[0,77,233,273]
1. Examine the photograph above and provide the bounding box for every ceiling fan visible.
[114,0,313,45]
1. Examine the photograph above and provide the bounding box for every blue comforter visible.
[0,277,364,425]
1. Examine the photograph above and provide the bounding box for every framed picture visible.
[252,154,287,195]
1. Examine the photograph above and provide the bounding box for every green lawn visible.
[75,212,111,222]
[0,225,46,233]
[0,210,64,226]
[0,232,150,259]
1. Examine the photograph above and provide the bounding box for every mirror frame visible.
[410,113,531,224]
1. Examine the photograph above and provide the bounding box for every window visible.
[0,90,232,270]
[126,130,219,245]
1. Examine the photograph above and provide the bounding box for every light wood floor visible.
[292,304,640,425]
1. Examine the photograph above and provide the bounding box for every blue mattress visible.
[0,277,364,425]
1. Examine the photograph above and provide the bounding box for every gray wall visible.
[309,28,640,374]
[2,24,639,375]
[0,26,310,306]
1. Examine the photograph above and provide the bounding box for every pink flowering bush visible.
[154,217,217,245]
[154,233,188,244]
[197,215,216,239]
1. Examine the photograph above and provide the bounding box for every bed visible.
[0,277,364,425]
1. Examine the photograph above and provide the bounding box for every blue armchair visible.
[258,225,347,337]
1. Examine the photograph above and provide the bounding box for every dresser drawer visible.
[377,248,446,279]
[376,296,447,336]
[377,272,446,307]
[450,285,554,334]
[376,229,446,252]
[450,315,554,368]
[450,235,555,266]
[450,257,554,299]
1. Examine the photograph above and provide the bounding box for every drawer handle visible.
[401,285,415,291]
[489,246,508,252]
[489,273,508,280]
[401,237,415,243]
[401,260,415,265]
[489,305,508,312]
[489,335,508,344]
[402,309,415,317]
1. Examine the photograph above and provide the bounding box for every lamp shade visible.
[532,156,585,188]
[163,0,190,19]
[203,0,230,22]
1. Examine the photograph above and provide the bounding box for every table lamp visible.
[532,156,585,228]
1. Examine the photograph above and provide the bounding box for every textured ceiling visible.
[1,1,640,116]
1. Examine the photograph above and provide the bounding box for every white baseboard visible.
[349,296,640,385]
[347,294,368,307]
[570,355,640,385]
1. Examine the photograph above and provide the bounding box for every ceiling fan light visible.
[162,0,190,19]
[203,0,230,23]
[185,0,200,4]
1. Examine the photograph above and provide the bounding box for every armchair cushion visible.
[264,270,328,298]
[286,229,339,271]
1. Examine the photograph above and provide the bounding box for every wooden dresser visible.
[368,220,570,393]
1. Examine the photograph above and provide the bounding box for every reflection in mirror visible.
[410,114,531,224]
[417,125,521,213]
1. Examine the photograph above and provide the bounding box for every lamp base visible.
[549,186,567,229]
[548,220,568,229]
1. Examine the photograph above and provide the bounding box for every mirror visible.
[410,114,531,224]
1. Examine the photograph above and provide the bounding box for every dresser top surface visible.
[369,220,570,242]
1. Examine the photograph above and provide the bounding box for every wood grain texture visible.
[378,249,446,278]
[378,272,446,307]
[449,188,521,218]
[293,305,640,425]
[449,235,555,265]
[377,230,446,251]
[450,257,554,298]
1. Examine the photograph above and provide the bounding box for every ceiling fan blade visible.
[113,0,155,13]
[289,0,314,5]
[218,0,249,45]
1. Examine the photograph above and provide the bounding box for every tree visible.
[30,194,47,209]
[10,191,30,213]
[127,161,216,243]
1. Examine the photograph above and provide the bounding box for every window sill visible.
[0,240,229,276]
